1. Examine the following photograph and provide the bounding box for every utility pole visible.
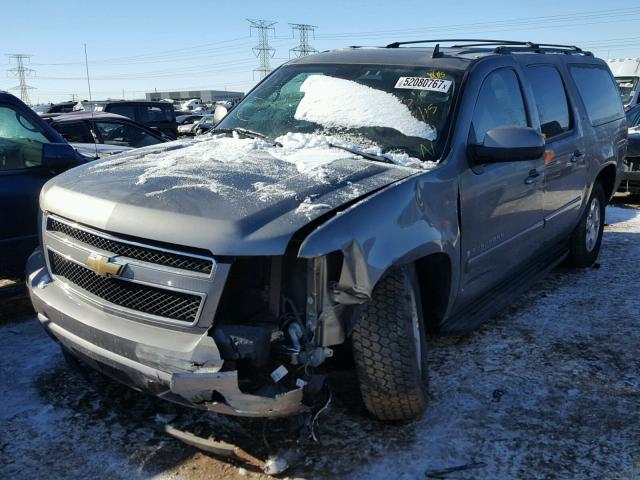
[289,24,318,58]
[247,19,277,80]
[6,53,35,105]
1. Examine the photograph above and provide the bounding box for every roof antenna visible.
[84,43,98,159]
[432,43,440,58]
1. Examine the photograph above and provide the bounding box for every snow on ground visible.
[295,75,437,141]
[1,203,639,480]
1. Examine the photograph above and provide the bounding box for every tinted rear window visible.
[141,104,174,123]
[525,65,571,139]
[106,104,137,119]
[570,65,625,126]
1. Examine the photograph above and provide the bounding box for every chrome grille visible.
[48,250,202,323]
[46,217,213,275]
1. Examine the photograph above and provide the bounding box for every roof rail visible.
[385,39,529,48]
[385,39,592,56]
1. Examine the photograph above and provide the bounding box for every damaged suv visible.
[28,40,626,421]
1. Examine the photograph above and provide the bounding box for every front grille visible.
[48,250,202,323]
[47,217,213,275]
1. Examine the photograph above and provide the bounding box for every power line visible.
[6,53,36,105]
[289,23,318,57]
[248,19,277,80]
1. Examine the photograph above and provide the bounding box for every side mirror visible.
[212,105,228,124]
[42,143,81,171]
[470,126,545,164]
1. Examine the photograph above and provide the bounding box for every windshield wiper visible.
[328,143,392,164]
[213,127,267,140]
[212,127,283,147]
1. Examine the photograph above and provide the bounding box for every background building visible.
[145,89,244,103]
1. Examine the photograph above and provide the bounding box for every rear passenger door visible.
[524,64,586,240]
[459,68,545,303]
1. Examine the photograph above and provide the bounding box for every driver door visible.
[458,68,545,304]
[0,103,54,277]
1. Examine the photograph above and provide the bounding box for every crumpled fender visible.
[297,171,460,304]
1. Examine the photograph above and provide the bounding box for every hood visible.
[41,134,420,256]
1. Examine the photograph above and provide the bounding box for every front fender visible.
[297,171,460,304]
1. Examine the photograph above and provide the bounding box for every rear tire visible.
[566,182,605,268]
[351,266,428,421]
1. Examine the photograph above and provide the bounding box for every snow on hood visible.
[89,132,434,197]
[294,75,437,141]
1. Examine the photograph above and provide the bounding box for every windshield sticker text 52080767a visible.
[395,77,452,93]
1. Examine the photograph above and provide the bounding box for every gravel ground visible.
[1,200,639,480]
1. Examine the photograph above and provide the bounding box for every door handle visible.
[524,169,541,185]
[569,150,584,163]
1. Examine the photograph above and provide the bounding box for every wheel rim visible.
[409,289,422,375]
[585,197,601,252]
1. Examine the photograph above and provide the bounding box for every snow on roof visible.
[294,75,437,141]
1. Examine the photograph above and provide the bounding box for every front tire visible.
[567,182,605,267]
[351,266,428,421]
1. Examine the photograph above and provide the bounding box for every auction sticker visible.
[395,77,452,92]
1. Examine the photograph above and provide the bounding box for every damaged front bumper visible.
[27,249,307,417]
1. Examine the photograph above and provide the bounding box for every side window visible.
[525,65,571,139]
[94,121,161,148]
[106,104,136,120]
[141,105,173,123]
[0,106,50,171]
[570,65,625,126]
[52,122,91,143]
[471,69,528,143]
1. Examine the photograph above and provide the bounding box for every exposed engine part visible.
[212,324,275,368]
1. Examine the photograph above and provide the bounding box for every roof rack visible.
[384,39,592,57]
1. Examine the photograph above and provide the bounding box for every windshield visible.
[217,64,462,162]
[615,76,639,105]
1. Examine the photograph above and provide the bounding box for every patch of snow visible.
[89,132,429,199]
[294,75,437,141]
[295,196,332,219]
[271,132,360,175]
[606,205,640,226]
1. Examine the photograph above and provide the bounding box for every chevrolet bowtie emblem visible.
[85,254,124,277]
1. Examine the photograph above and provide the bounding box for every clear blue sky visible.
[2,0,639,103]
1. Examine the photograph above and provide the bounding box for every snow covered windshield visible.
[217,64,462,162]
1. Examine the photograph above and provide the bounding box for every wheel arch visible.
[594,163,618,203]
[413,252,453,334]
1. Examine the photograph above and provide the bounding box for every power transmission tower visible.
[289,24,318,58]
[6,54,36,105]
[247,19,277,80]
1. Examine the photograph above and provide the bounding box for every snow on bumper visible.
[26,249,306,418]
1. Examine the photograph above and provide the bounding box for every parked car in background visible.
[0,91,83,278]
[607,58,640,109]
[43,112,168,158]
[27,40,625,423]
[176,114,203,136]
[33,101,81,115]
[83,100,178,139]
[193,114,217,135]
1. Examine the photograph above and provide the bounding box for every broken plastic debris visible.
[270,365,288,383]
[264,449,301,475]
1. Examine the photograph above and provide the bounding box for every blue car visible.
[0,91,83,278]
